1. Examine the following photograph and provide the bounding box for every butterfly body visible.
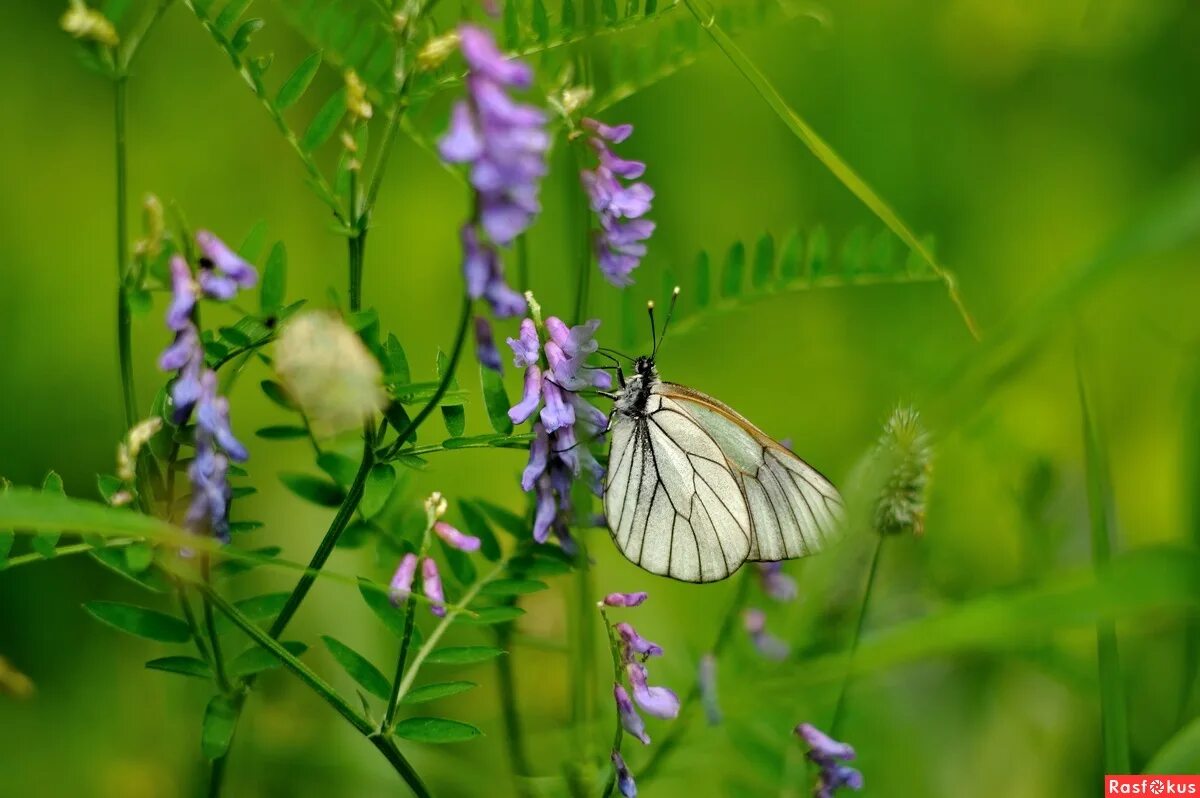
[604,355,844,583]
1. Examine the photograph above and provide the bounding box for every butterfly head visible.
[634,355,656,378]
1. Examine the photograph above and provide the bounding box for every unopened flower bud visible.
[61,0,118,47]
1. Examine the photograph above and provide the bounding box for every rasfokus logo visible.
[1106,776,1200,796]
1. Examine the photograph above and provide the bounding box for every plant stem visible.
[495,622,533,793]
[829,536,885,738]
[176,583,213,667]
[114,76,137,430]
[200,586,431,797]
[638,569,752,785]
[681,0,980,341]
[349,228,366,313]
[382,594,417,730]
[201,555,230,692]
[383,295,473,460]
[599,607,626,798]
[269,433,375,639]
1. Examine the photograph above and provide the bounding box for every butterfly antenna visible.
[647,300,658,356]
[651,287,680,358]
[597,347,635,363]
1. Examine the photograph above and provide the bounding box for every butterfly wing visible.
[604,393,752,583]
[656,383,844,561]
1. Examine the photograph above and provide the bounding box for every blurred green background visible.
[3,0,1200,795]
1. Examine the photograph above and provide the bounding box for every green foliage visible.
[401,680,477,705]
[228,640,309,677]
[83,600,191,643]
[479,578,548,597]
[279,473,346,507]
[358,578,409,638]
[321,635,391,700]
[437,350,467,438]
[276,0,397,98]
[622,225,939,347]
[425,645,505,665]
[31,471,65,558]
[361,463,397,518]
[260,241,288,313]
[479,366,514,435]
[201,695,239,759]
[145,655,213,679]
[392,716,481,743]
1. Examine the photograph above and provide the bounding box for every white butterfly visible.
[601,291,844,583]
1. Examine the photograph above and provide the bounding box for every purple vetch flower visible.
[507,312,610,544]
[615,622,664,659]
[474,316,502,373]
[611,750,637,798]
[160,235,256,542]
[434,521,481,552]
[796,723,863,797]
[439,25,548,317]
[756,562,798,603]
[603,592,649,608]
[743,608,790,661]
[422,556,446,617]
[627,661,680,719]
[579,117,655,286]
[614,683,650,744]
[698,653,721,725]
[389,553,419,605]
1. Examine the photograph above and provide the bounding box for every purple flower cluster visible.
[159,232,257,542]
[439,24,548,318]
[579,118,655,286]
[507,314,610,544]
[756,562,798,602]
[389,519,481,617]
[795,723,863,797]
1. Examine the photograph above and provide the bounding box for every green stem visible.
[349,228,366,313]
[495,621,533,793]
[391,559,508,706]
[0,538,135,571]
[201,556,230,693]
[268,433,375,639]
[638,569,752,785]
[599,607,626,798]
[206,754,228,798]
[383,295,473,460]
[681,0,980,341]
[829,536,885,738]
[114,76,137,430]
[383,594,418,730]
[176,583,214,668]
[570,543,597,796]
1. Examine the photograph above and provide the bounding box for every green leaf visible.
[214,0,252,34]
[752,233,775,289]
[213,592,291,634]
[478,501,527,539]
[459,501,501,562]
[256,425,309,440]
[301,87,347,152]
[392,716,481,744]
[260,379,296,410]
[321,636,390,700]
[459,606,525,625]
[384,334,410,385]
[212,545,282,579]
[480,579,548,597]
[32,471,65,558]
[275,51,322,110]
[201,694,238,759]
[361,463,396,518]
[90,548,172,592]
[146,656,212,679]
[228,640,308,677]
[237,219,269,262]
[280,473,346,507]
[532,0,550,41]
[358,578,407,637]
[437,538,476,586]
[437,350,466,438]
[276,0,396,97]
[479,366,514,435]
[1144,716,1200,774]
[385,402,416,444]
[401,680,477,705]
[231,17,264,52]
[317,453,359,487]
[425,646,505,665]
[260,241,287,313]
[84,601,191,643]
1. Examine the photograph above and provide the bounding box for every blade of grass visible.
[681,0,979,340]
[1076,348,1131,773]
